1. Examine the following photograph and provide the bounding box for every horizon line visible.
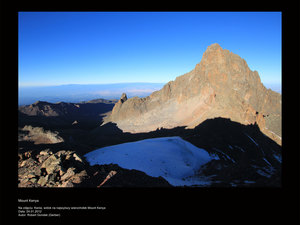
[19,82,167,88]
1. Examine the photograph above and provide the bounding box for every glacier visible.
[84,136,215,186]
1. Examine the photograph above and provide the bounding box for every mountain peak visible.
[105,44,281,144]
[33,100,47,105]
[206,43,223,51]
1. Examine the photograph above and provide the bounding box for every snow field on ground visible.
[84,136,215,186]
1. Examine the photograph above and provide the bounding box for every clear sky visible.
[18,12,281,88]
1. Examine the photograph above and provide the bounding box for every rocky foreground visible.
[18,148,88,187]
[18,146,171,188]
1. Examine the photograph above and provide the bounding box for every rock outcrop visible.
[18,149,89,187]
[18,125,64,144]
[105,43,281,145]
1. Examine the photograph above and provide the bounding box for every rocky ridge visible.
[105,44,281,145]
[18,100,115,130]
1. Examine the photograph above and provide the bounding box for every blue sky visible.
[18,12,281,89]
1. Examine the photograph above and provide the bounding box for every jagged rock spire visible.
[120,93,127,103]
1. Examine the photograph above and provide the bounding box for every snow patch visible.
[244,133,259,146]
[212,148,236,163]
[209,152,220,160]
[252,163,275,178]
[234,145,245,152]
[244,180,256,184]
[273,154,282,163]
[84,136,214,186]
[256,169,272,178]
[263,158,272,167]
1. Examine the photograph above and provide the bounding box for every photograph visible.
[2,7,298,222]
[18,12,282,188]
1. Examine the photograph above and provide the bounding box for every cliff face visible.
[105,43,281,145]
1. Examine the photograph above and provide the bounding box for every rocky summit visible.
[105,43,281,145]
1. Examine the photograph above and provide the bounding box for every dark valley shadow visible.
[78,117,282,187]
[18,109,282,187]
[18,101,115,130]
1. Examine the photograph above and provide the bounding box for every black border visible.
[1,1,299,223]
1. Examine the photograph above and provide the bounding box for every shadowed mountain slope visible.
[18,117,281,187]
[85,117,282,187]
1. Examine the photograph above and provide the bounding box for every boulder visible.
[41,154,62,174]
[18,148,92,187]
[59,180,74,188]
[37,154,50,163]
[73,153,83,163]
[37,175,49,186]
[68,170,89,184]
[60,167,76,181]
[39,149,52,156]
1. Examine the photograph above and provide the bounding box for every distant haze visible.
[264,83,281,94]
[18,81,281,106]
[18,83,165,105]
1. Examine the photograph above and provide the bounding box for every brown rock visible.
[37,154,50,163]
[59,180,74,187]
[29,178,38,184]
[60,167,76,181]
[37,175,49,186]
[34,165,43,176]
[26,173,36,179]
[73,153,83,163]
[19,180,40,188]
[18,147,91,187]
[56,150,67,158]
[69,170,89,184]
[20,126,64,144]
[39,149,52,156]
[20,160,27,167]
[41,154,62,174]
